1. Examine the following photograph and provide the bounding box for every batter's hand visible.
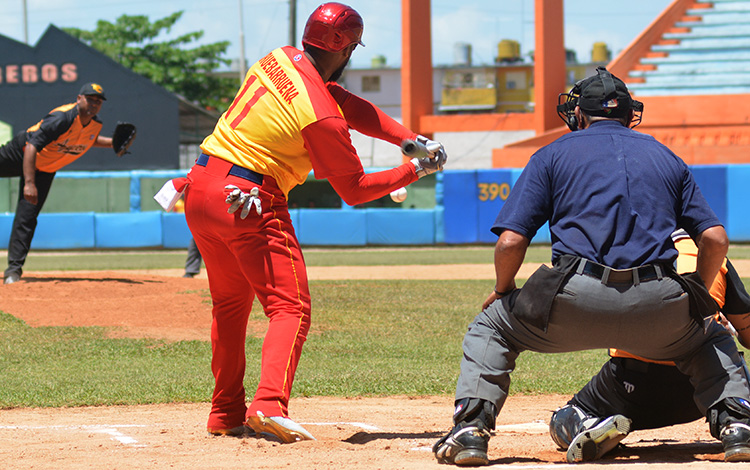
[407,135,447,178]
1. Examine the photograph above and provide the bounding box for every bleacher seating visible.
[628,0,750,96]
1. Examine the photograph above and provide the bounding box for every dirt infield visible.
[0,266,744,469]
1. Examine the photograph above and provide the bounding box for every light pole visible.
[238,0,248,82]
[23,0,29,44]
[289,0,297,47]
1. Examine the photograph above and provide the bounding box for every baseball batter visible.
[549,229,750,462]
[433,67,750,465]
[0,83,129,284]
[180,2,447,442]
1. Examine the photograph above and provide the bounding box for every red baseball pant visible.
[184,156,311,432]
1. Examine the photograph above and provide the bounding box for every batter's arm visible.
[327,83,415,145]
[694,225,729,291]
[483,229,529,310]
[303,117,419,206]
[328,167,418,206]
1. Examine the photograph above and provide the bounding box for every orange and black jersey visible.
[0,103,102,173]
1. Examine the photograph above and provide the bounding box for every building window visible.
[505,71,526,91]
[362,75,381,92]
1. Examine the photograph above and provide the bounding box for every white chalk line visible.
[0,421,382,448]
[0,424,148,447]
[1,420,556,457]
[495,421,549,433]
[302,422,381,431]
[409,421,549,452]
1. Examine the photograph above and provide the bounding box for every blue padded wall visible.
[727,165,750,241]
[3,164,749,249]
[476,169,515,243]
[691,165,728,226]
[297,209,367,246]
[0,214,13,248]
[95,212,162,248]
[161,212,193,249]
[31,213,96,249]
[366,209,435,245]
[444,168,549,244]
[443,171,479,243]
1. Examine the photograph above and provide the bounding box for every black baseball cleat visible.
[4,273,20,285]
[433,420,490,466]
[721,422,750,462]
[566,414,631,463]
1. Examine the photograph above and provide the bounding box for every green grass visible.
[1,244,550,271]
[10,242,749,271]
[0,274,609,408]
[1,244,749,408]
[729,245,750,260]
[0,314,213,408]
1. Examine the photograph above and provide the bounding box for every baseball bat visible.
[401,139,440,159]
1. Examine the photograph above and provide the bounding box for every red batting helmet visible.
[302,2,365,52]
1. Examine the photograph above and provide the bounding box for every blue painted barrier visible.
[298,209,367,246]
[0,164,746,249]
[32,213,96,249]
[727,164,750,241]
[94,212,163,248]
[366,209,435,245]
[161,212,193,249]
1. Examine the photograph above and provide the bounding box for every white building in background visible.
[340,61,535,170]
[338,41,607,169]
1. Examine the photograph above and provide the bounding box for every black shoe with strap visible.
[566,414,631,463]
[722,422,750,462]
[433,419,490,466]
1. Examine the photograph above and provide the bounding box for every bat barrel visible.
[401,139,430,158]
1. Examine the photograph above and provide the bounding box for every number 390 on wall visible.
[477,182,511,202]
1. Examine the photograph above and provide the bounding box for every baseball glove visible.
[112,122,137,157]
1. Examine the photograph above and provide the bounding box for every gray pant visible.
[185,237,202,275]
[455,271,750,416]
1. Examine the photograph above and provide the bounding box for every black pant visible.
[4,172,56,277]
[570,356,703,431]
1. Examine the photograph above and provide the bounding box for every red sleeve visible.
[302,116,366,179]
[302,117,418,206]
[327,82,416,146]
[328,165,418,206]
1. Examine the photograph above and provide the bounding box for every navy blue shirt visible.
[492,120,721,269]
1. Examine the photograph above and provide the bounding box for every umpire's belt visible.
[197,153,263,185]
[577,259,663,286]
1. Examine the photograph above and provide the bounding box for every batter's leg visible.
[239,189,311,419]
[195,231,254,434]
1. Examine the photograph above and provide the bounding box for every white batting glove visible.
[224,185,262,219]
[416,135,444,156]
[411,135,447,177]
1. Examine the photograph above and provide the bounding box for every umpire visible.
[0,83,117,284]
[433,67,750,465]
